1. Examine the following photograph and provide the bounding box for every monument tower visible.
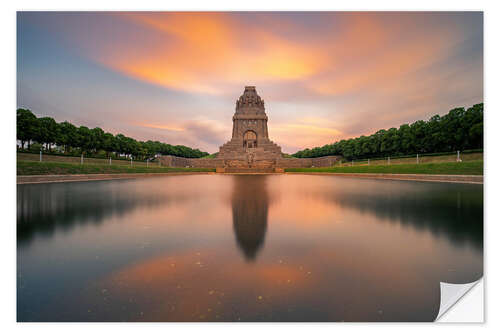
[218,86,282,164]
[160,85,340,171]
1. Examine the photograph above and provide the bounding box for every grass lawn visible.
[17,160,215,175]
[285,160,483,175]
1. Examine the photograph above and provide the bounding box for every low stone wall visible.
[276,155,341,168]
[160,155,341,170]
[189,158,225,168]
[160,155,190,167]
[160,155,223,168]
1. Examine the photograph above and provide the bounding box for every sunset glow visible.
[17,12,483,153]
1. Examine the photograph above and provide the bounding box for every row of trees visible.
[293,103,483,160]
[17,109,210,160]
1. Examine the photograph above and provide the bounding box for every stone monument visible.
[218,86,282,171]
[160,86,341,172]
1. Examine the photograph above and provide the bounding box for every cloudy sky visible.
[17,12,483,153]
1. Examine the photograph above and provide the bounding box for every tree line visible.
[17,109,210,160]
[293,103,483,160]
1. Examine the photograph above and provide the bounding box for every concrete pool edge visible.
[17,172,483,184]
[16,172,216,184]
[285,172,483,184]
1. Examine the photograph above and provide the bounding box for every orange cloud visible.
[307,14,461,96]
[88,13,328,94]
[272,117,343,149]
[25,12,480,152]
[79,12,467,104]
[139,123,185,132]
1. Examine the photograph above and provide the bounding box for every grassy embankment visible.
[286,160,483,175]
[339,152,482,166]
[17,160,214,176]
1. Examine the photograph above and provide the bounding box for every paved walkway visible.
[16,172,215,184]
[17,172,483,184]
[286,172,483,184]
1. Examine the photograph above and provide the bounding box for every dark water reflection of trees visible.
[17,177,483,256]
[16,180,185,246]
[311,179,483,250]
[17,176,483,322]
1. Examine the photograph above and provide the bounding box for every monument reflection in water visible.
[232,176,269,261]
[17,175,483,322]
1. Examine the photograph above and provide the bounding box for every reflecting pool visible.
[17,174,483,321]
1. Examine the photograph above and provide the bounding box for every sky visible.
[17,12,483,154]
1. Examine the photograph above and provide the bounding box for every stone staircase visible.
[223,167,276,173]
[218,138,282,160]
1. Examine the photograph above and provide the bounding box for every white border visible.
[2,0,498,332]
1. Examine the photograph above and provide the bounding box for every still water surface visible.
[17,175,483,321]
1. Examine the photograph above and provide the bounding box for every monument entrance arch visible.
[243,130,257,149]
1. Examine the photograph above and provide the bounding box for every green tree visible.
[17,110,212,158]
[77,126,92,153]
[90,127,105,152]
[17,108,38,149]
[293,103,483,159]
[57,121,78,153]
[35,117,58,151]
[102,132,116,157]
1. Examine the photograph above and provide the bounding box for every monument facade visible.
[160,86,340,172]
[217,86,283,171]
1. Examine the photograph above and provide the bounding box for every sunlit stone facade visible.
[217,86,282,163]
[160,86,340,172]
